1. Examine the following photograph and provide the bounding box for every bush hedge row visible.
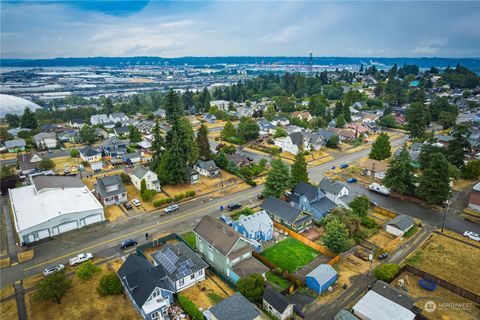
[153,190,196,208]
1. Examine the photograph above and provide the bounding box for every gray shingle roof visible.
[261,196,303,224]
[209,293,260,320]
[80,146,100,157]
[306,264,337,285]
[387,214,414,231]
[371,280,414,310]
[95,175,125,198]
[5,139,26,148]
[194,160,219,171]
[131,166,149,179]
[293,182,318,202]
[263,288,291,314]
[311,197,337,216]
[289,132,304,148]
[319,178,346,196]
[194,216,244,256]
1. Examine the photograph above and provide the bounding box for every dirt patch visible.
[0,257,10,268]
[180,273,235,310]
[0,285,15,300]
[25,264,141,320]
[368,230,398,251]
[18,249,35,263]
[393,272,480,320]
[81,170,125,190]
[51,156,80,174]
[104,205,126,221]
[0,299,18,320]
[302,227,322,241]
[406,233,480,295]
[452,179,475,192]
[23,272,45,290]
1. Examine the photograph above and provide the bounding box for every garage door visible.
[83,214,102,226]
[37,229,50,240]
[56,221,78,234]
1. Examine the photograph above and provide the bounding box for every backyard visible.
[180,273,235,310]
[261,238,319,273]
[265,271,292,291]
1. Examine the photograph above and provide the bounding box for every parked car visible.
[369,199,379,207]
[368,183,390,196]
[123,202,133,210]
[120,239,137,249]
[164,204,179,214]
[346,178,357,183]
[43,264,65,276]
[132,199,141,207]
[378,253,389,260]
[227,203,242,211]
[340,163,349,169]
[69,253,93,266]
[256,193,265,200]
[463,231,480,242]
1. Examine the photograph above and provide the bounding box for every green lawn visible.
[230,207,255,221]
[265,271,291,290]
[180,231,196,249]
[261,238,319,273]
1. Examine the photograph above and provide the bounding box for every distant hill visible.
[2,56,480,72]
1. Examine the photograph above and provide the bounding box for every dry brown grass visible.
[51,156,79,174]
[0,299,18,320]
[0,257,10,269]
[368,230,398,251]
[394,272,480,320]
[18,249,35,263]
[307,155,335,167]
[453,179,476,192]
[407,233,480,295]
[181,274,235,309]
[23,273,45,290]
[0,285,15,300]
[104,205,126,221]
[81,170,125,190]
[25,265,141,320]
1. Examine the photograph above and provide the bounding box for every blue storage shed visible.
[306,264,337,294]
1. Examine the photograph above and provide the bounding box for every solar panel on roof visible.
[186,259,194,267]
[155,251,177,273]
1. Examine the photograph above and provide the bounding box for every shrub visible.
[141,189,156,202]
[97,272,123,296]
[178,294,204,320]
[81,161,91,168]
[76,261,101,281]
[373,263,400,282]
[245,178,257,187]
[236,273,265,303]
[185,190,196,197]
[153,198,173,207]
[70,149,80,158]
[120,173,131,184]
[174,193,185,201]
[361,216,378,229]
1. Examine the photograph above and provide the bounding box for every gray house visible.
[260,196,313,232]
[94,175,128,206]
[118,254,174,320]
[205,293,261,320]
[289,182,337,220]
[193,160,220,178]
[194,216,268,284]
[263,288,294,320]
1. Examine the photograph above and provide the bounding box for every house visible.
[194,216,268,283]
[318,178,353,206]
[271,116,289,126]
[262,288,294,320]
[117,254,174,320]
[226,153,252,167]
[236,106,254,118]
[187,166,200,184]
[153,109,166,119]
[346,123,371,137]
[80,147,103,171]
[292,111,313,122]
[205,293,261,320]
[306,264,337,294]
[5,139,26,152]
[392,114,407,126]
[17,153,45,175]
[210,100,231,111]
[352,281,416,320]
[315,129,337,143]
[151,241,209,292]
[386,215,415,237]
[114,126,130,138]
[274,132,303,155]
[285,124,303,135]
[123,152,142,165]
[8,175,104,244]
[69,118,85,129]
[94,175,128,206]
[258,120,276,135]
[233,210,274,243]
[109,112,129,123]
[360,159,389,180]
[468,182,480,212]
[40,124,58,133]
[130,167,161,192]
[193,160,220,178]
[332,128,356,141]
[101,137,127,157]
[289,182,337,220]
[436,135,454,147]
[303,132,327,151]
[261,196,313,233]
[58,130,81,144]
[362,114,379,124]
[33,132,57,149]
[95,127,109,139]
[90,114,110,126]
[204,114,217,124]
[185,115,201,127]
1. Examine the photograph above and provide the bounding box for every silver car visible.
[43,264,65,276]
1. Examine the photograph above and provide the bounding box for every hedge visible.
[178,294,204,320]
[153,190,196,208]
[373,263,400,282]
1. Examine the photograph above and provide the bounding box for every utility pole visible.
[366,248,375,292]
[442,192,458,233]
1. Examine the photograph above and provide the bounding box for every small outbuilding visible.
[262,288,294,320]
[306,264,337,294]
[385,214,414,237]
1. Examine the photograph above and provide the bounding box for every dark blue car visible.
[346,178,357,183]
[340,163,349,169]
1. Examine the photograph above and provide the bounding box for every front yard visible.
[261,238,319,273]
[180,231,196,249]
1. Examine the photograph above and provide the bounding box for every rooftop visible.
[208,293,260,320]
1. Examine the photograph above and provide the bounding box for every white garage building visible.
[8,175,104,244]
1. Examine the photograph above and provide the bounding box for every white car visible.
[43,264,64,276]
[164,204,179,214]
[463,231,480,242]
[132,199,141,207]
[69,253,93,266]
[368,183,390,196]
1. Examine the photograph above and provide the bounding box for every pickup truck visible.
[69,253,93,266]
[368,183,390,196]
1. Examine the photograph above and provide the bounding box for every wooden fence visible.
[253,251,304,287]
[373,207,397,219]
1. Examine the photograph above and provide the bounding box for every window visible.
[179,278,184,286]
[151,311,161,320]
[190,274,195,280]
[198,269,203,276]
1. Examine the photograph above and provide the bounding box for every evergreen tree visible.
[237,117,259,142]
[405,102,430,139]
[308,95,327,117]
[333,101,343,118]
[264,105,276,121]
[221,121,236,140]
[165,128,188,184]
[262,158,291,198]
[446,124,471,168]
[104,97,114,114]
[342,102,352,122]
[417,153,451,204]
[128,125,142,143]
[21,107,38,129]
[369,133,391,160]
[150,121,165,171]
[383,147,416,194]
[335,114,346,128]
[197,123,211,160]
[290,152,308,187]
[323,217,350,253]
[164,89,183,123]
[79,125,96,145]
[177,118,199,165]
[5,114,20,128]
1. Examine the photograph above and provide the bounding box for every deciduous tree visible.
[34,270,71,304]
[323,217,351,253]
[236,273,265,303]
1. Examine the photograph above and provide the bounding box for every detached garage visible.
[385,214,414,237]
[9,175,104,244]
[306,264,337,294]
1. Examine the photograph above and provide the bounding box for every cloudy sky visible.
[1,1,480,59]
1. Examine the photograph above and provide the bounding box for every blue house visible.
[289,182,337,220]
[101,137,127,157]
[306,264,337,294]
[233,210,274,243]
[204,113,217,124]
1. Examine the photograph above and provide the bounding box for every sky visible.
[1,1,480,59]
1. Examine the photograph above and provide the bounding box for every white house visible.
[109,112,129,123]
[385,215,414,237]
[193,160,220,178]
[80,147,103,171]
[130,167,161,192]
[90,114,110,126]
[263,288,294,320]
[274,132,304,155]
[33,132,57,149]
[319,178,351,206]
